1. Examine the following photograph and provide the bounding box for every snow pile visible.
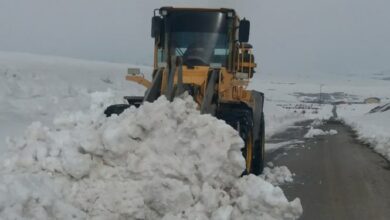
[304,127,338,138]
[310,119,324,127]
[261,166,294,186]
[0,94,302,220]
[338,104,390,160]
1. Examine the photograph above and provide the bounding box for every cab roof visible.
[158,7,238,18]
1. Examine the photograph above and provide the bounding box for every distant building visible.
[364,97,381,104]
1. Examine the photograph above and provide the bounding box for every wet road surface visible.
[266,120,390,220]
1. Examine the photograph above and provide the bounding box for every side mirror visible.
[151,16,162,38]
[239,19,250,43]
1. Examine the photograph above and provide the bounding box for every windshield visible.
[167,11,230,67]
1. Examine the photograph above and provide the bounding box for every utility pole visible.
[319,84,324,105]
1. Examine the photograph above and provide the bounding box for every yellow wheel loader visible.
[105,7,265,175]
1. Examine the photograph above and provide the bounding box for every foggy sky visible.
[1,0,389,75]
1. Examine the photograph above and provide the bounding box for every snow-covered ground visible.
[0,52,304,219]
[252,71,390,104]
[0,52,335,150]
[263,102,332,139]
[1,51,389,219]
[0,52,152,145]
[338,103,390,160]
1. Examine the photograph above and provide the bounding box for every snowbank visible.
[304,127,338,139]
[338,104,390,160]
[1,94,302,220]
[263,101,333,139]
[264,101,304,138]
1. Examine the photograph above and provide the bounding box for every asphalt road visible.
[267,120,390,220]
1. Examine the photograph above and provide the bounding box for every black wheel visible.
[215,103,264,175]
[243,129,254,175]
[243,112,265,175]
[104,104,130,117]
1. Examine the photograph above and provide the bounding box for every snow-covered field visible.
[338,103,390,160]
[0,52,152,145]
[252,71,390,104]
[0,52,305,219]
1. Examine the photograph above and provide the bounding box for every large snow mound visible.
[0,94,302,220]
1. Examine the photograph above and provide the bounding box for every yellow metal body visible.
[127,59,256,109]
[126,75,152,88]
[152,65,256,107]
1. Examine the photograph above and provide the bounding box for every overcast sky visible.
[1,0,389,75]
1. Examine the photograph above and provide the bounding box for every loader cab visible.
[152,7,250,71]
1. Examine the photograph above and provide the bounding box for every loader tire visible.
[216,103,264,175]
[243,112,265,175]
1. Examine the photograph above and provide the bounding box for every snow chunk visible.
[310,119,324,127]
[266,140,304,153]
[230,175,302,220]
[1,94,302,220]
[304,127,338,138]
[261,166,294,185]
